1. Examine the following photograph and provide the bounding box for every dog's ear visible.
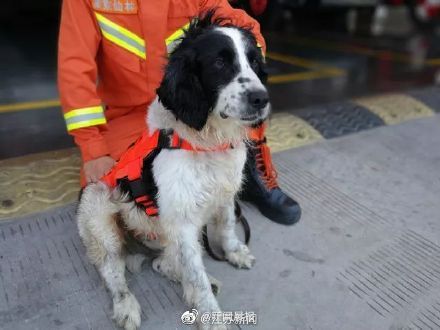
[157,49,211,131]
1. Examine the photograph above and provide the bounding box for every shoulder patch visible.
[92,0,138,14]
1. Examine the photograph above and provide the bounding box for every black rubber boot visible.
[240,138,301,225]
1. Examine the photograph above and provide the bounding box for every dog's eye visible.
[214,58,224,69]
[251,59,259,71]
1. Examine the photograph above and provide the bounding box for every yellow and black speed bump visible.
[263,88,438,153]
[353,94,435,125]
[293,102,385,139]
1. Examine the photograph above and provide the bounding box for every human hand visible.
[83,156,115,183]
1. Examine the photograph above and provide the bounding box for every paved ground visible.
[1,115,439,329]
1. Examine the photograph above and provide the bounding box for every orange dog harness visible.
[101,129,231,217]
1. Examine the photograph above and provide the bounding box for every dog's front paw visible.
[152,256,180,282]
[113,292,141,330]
[225,244,255,269]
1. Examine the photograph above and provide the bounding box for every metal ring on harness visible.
[202,201,251,261]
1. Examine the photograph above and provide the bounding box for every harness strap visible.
[105,129,234,218]
[159,129,232,152]
[126,178,146,198]
[171,132,182,148]
[157,129,174,148]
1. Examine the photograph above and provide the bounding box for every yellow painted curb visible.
[0,149,81,219]
[266,112,323,152]
[353,94,435,125]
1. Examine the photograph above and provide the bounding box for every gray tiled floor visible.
[1,115,440,329]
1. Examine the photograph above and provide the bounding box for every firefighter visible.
[58,0,301,225]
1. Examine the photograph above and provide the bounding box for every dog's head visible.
[157,11,270,131]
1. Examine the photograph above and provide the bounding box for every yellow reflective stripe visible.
[64,106,107,131]
[165,22,190,46]
[95,12,146,59]
[95,13,144,46]
[64,106,104,120]
[101,30,146,59]
[67,118,107,131]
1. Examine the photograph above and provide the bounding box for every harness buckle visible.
[157,129,172,148]
[158,129,182,149]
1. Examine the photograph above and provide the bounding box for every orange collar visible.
[157,129,233,152]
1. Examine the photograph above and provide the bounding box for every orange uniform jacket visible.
[58,0,266,163]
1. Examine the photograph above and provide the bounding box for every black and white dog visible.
[77,12,270,330]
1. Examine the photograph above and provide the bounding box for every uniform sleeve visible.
[199,0,266,55]
[58,0,110,162]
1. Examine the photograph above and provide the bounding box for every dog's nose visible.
[248,90,269,110]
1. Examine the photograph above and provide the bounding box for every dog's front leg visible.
[165,224,225,329]
[215,200,256,269]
